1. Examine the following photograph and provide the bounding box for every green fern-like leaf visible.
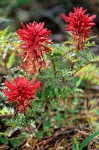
[7,52,15,69]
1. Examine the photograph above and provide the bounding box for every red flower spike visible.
[17,21,52,73]
[2,77,40,114]
[17,21,52,51]
[62,7,96,51]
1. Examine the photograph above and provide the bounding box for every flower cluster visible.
[17,21,52,74]
[61,7,96,51]
[3,77,40,113]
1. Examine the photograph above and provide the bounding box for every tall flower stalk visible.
[17,21,52,74]
[62,7,96,51]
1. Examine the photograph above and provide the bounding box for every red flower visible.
[17,21,52,73]
[61,7,96,51]
[17,21,52,52]
[2,77,40,114]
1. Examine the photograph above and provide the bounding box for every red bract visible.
[17,21,52,51]
[2,77,40,114]
[62,7,96,51]
[17,21,52,73]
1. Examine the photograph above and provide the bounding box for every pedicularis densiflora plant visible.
[1,7,98,138]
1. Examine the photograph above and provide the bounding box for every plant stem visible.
[49,54,56,77]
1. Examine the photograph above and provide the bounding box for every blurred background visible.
[0,0,99,43]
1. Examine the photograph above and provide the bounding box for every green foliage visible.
[16,0,32,5]
[73,138,79,150]
[72,132,99,150]
[0,27,20,75]
[35,131,43,139]
[10,138,20,148]
[74,63,99,85]
[0,136,8,145]
[43,118,50,130]
[6,52,15,69]
[80,131,99,150]
[0,133,29,148]
[0,106,13,115]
